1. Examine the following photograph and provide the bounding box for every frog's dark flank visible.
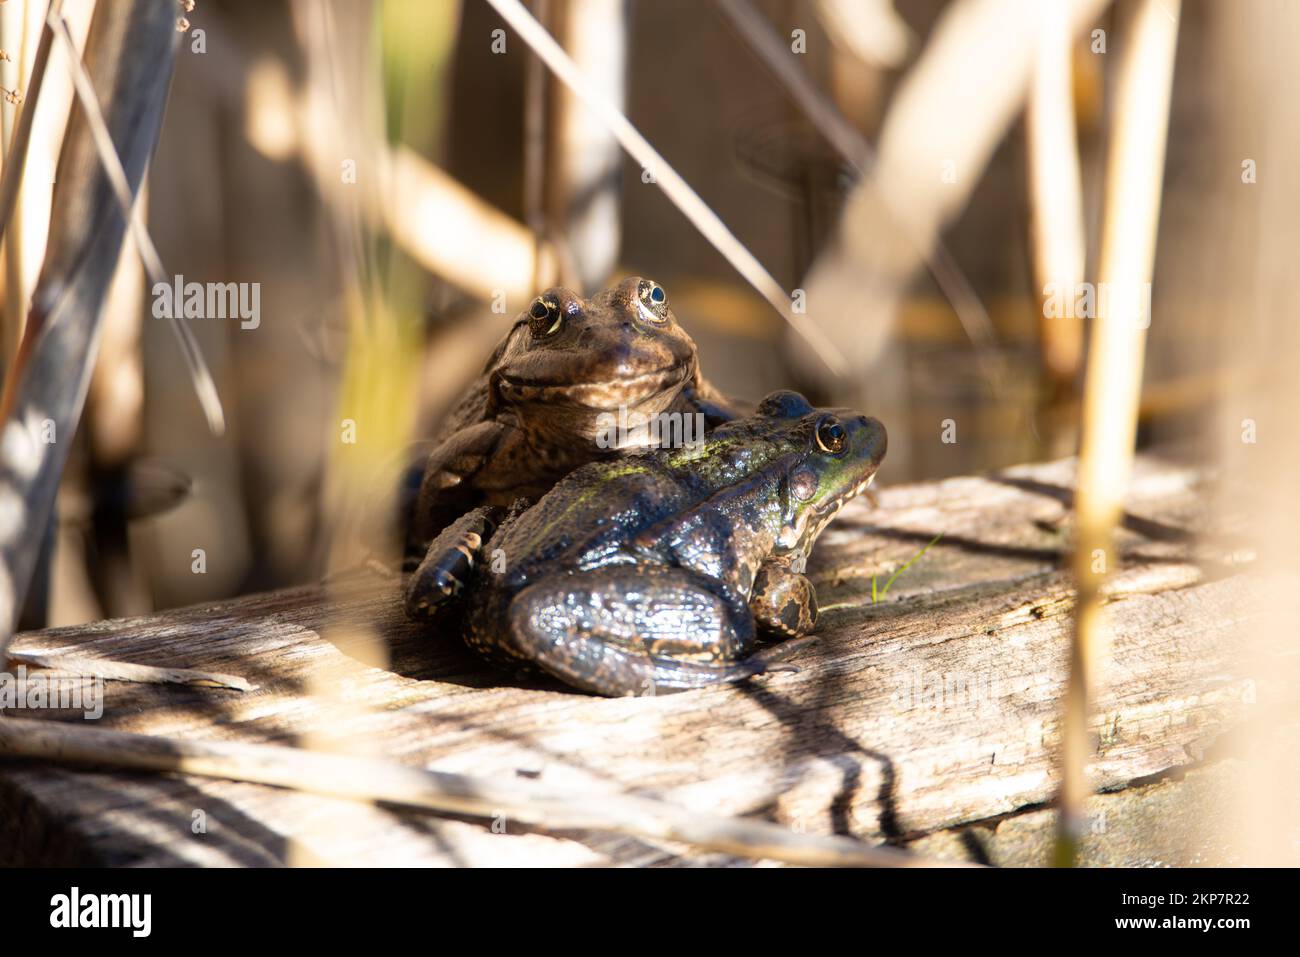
[402,277,740,607]
[409,390,886,697]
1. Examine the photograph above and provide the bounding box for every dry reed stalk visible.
[801,0,1112,375]
[0,0,182,664]
[1059,0,1181,866]
[1027,1,1087,385]
[6,649,253,691]
[48,11,223,436]
[0,0,61,383]
[544,0,625,292]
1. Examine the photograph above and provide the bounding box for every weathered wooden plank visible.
[0,451,1278,865]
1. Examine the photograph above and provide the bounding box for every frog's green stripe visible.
[662,429,788,469]
[517,424,807,551]
[636,451,801,546]
[519,459,653,548]
[525,445,757,550]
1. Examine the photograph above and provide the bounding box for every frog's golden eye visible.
[637,280,669,322]
[815,416,847,455]
[528,297,563,337]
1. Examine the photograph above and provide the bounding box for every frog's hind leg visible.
[505,566,767,696]
[404,506,501,621]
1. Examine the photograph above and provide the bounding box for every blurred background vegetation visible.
[0,0,1284,638]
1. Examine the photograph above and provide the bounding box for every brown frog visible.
[404,277,738,617]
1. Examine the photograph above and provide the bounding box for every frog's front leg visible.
[404,506,502,621]
[749,562,818,638]
[405,497,535,622]
[408,420,507,553]
[503,565,768,696]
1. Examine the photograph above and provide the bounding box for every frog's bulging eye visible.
[637,280,669,322]
[528,298,563,337]
[815,416,847,455]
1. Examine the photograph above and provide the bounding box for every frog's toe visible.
[405,568,468,621]
[506,566,760,697]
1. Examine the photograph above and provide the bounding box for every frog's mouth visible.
[499,364,690,411]
[812,472,877,522]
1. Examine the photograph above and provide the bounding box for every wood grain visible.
[0,451,1277,865]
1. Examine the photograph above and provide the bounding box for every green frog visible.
[410,391,886,696]
[404,277,738,608]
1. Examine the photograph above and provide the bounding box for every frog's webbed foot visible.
[503,565,766,696]
[404,506,502,621]
[749,563,818,638]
